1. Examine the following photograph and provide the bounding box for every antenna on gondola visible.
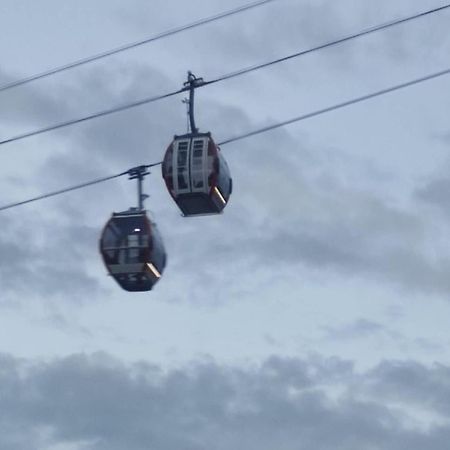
[183,71,204,134]
[128,165,150,211]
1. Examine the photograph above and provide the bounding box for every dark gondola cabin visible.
[162,132,232,216]
[100,209,166,291]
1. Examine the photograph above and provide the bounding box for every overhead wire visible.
[1,2,449,147]
[218,67,450,145]
[0,162,162,212]
[0,89,184,145]
[206,2,450,85]
[1,65,450,212]
[0,0,276,93]
[0,171,127,212]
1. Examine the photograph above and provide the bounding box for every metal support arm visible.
[183,71,204,134]
[128,165,150,211]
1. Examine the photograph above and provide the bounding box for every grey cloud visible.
[1,353,450,449]
[415,176,450,217]
[0,69,73,130]
[323,319,385,341]
[142,113,450,299]
[0,63,180,303]
[336,0,450,68]
[165,126,446,297]
[0,212,104,304]
[115,0,385,74]
[321,321,445,356]
[118,0,450,85]
[365,360,450,416]
[1,44,449,304]
[30,64,181,190]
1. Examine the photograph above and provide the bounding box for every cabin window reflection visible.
[178,150,187,165]
[102,226,119,260]
[177,169,188,189]
[103,225,118,247]
[127,234,139,263]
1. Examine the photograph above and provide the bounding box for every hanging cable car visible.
[162,72,232,216]
[99,166,166,292]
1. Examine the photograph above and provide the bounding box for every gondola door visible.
[190,136,208,194]
[173,139,190,195]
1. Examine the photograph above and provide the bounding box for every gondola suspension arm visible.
[128,165,150,211]
[183,71,204,134]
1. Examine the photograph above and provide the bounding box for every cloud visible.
[0,212,104,304]
[22,81,450,299]
[415,176,450,217]
[1,34,450,305]
[1,352,450,449]
[322,319,385,341]
[365,360,450,417]
[0,63,179,304]
[0,68,74,131]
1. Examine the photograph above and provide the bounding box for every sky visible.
[1,0,450,448]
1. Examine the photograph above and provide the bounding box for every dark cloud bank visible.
[1,352,450,450]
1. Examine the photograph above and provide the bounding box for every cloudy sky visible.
[1,0,450,448]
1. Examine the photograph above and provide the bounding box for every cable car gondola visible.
[161,72,232,217]
[99,166,166,292]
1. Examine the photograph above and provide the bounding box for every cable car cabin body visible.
[100,210,166,292]
[162,133,232,216]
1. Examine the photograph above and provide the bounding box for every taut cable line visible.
[1,3,449,147]
[1,66,450,212]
